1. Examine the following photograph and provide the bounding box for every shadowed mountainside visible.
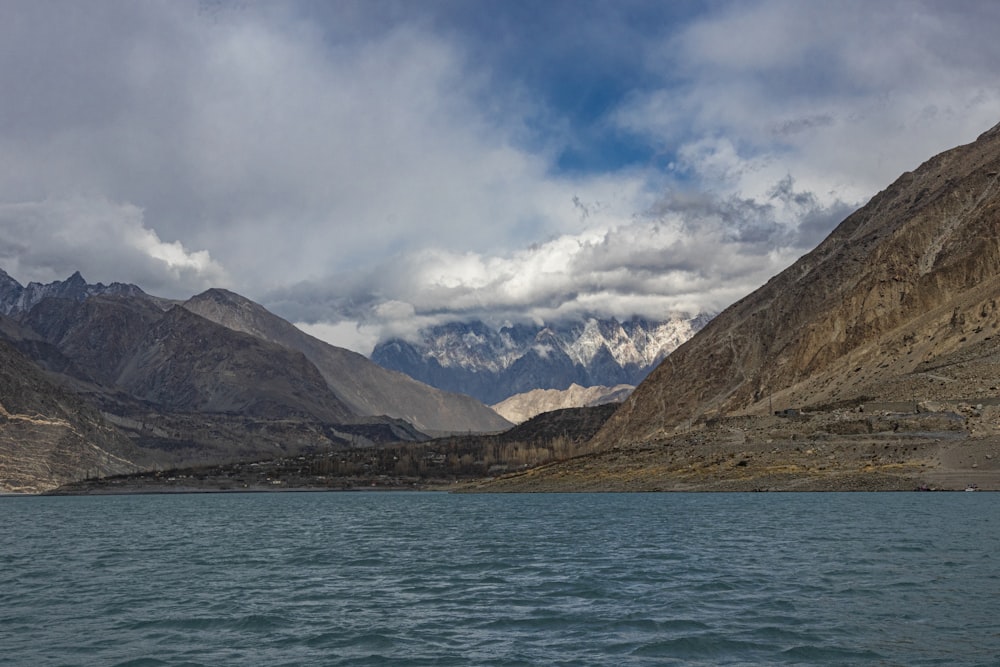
[1,272,512,492]
[182,289,511,435]
[20,296,356,422]
[0,288,431,491]
[0,337,152,493]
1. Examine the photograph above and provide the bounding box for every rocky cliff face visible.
[593,122,1000,449]
[183,289,511,435]
[19,294,356,423]
[372,315,710,404]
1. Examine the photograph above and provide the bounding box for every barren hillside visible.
[595,122,1000,448]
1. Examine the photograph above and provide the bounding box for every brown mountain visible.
[2,275,507,492]
[475,122,1000,492]
[182,289,512,435]
[119,306,358,422]
[593,121,1000,447]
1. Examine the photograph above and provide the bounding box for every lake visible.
[2,491,998,666]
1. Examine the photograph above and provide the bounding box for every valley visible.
[7,121,1000,495]
[47,404,618,494]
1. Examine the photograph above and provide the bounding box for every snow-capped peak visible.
[370,313,713,404]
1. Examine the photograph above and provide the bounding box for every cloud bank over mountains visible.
[1,1,999,353]
[281,175,856,353]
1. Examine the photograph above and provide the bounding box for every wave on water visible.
[2,492,999,666]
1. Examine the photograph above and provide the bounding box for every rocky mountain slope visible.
[0,273,504,491]
[594,121,1000,447]
[0,334,152,493]
[182,289,511,435]
[19,293,357,423]
[3,293,408,481]
[476,121,1000,492]
[372,315,710,404]
[491,383,633,424]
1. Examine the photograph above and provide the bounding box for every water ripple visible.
[2,492,999,666]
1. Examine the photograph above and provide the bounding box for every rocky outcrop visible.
[593,122,1000,449]
[491,383,633,424]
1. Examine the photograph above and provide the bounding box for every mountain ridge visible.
[0,268,147,316]
[182,289,511,435]
[0,273,507,491]
[372,314,711,404]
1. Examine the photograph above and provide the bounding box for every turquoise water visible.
[1,492,998,666]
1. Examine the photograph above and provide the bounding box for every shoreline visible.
[12,413,1000,495]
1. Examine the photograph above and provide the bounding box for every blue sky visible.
[1,0,999,353]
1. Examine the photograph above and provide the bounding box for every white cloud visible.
[294,320,381,356]
[0,2,657,299]
[285,168,852,352]
[0,197,227,294]
[621,0,1000,204]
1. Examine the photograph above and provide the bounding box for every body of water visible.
[1,491,998,666]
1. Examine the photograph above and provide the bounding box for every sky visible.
[1,0,999,354]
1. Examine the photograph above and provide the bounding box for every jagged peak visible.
[372,314,712,403]
[0,266,18,282]
[0,267,149,316]
[0,267,22,291]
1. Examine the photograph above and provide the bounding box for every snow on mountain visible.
[371,314,713,404]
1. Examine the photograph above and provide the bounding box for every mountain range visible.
[372,315,711,405]
[181,289,510,435]
[0,273,509,492]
